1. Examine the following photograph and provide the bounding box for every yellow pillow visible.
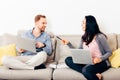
[109,48,120,68]
[0,44,17,65]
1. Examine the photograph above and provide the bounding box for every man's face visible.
[35,18,47,32]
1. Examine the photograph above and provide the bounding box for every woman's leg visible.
[82,61,110,80]
[65,57,85,73]
[25,51,47,66]
[82,64,99,80]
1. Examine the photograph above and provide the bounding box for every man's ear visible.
[35,21,39,27]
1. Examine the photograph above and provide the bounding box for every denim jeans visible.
[65,57,110,80]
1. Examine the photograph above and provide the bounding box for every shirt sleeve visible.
[97,34,112,61]
[43,35,52,56]
[78,38,83,49]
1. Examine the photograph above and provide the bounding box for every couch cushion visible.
[56,44,71,63]
[0,67,52,80]
[0,34,17,48]
[107,33,117,51]
[102,68,120,80]
[56,35,81,48]
[53,68,87,80]
[55,35,81,63]
[117,34,120,48]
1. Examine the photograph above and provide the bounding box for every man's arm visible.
[42,35,52,56]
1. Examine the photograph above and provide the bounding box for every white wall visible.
[0,0,119,35]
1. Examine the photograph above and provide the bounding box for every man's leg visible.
[2,56,34,70]
[25,51,47,66]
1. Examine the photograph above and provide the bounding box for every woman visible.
[62,15,112,80]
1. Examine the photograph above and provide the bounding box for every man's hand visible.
[36,41,45,48]
[93,58,102,64]
[18,48,26,53]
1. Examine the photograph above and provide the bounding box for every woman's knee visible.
[82,65,96,79]
[65,57,73,66]
[82,65,93,73]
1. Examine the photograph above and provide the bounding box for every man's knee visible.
[1,56,11,65]
[37,51,47,62]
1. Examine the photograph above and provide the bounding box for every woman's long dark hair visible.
[82,15,106,45]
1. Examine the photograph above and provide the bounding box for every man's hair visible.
[34,14,46,22]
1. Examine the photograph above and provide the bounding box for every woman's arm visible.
[97,34,112,61]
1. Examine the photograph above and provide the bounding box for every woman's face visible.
[82,18,86,31]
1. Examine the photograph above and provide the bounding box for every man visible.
[2,14,52,70]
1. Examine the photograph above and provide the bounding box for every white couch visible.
[0,31,120,80]
[0,31,56,80]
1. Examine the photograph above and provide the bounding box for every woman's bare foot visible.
[96,73,102,80]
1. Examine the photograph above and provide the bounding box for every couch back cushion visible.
[117,34,120,48]
[0,34,18,47]
[106,33,117,51]
[55,35,81,63]
[55,34,117,63]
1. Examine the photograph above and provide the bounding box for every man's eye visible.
[43,22,47,24]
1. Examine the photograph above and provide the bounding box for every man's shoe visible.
[34,64,46,70]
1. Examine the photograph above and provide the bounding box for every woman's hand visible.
[61,39,69,45]
[93,58,102,64]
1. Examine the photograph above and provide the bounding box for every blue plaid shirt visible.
[20,29,52,56]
